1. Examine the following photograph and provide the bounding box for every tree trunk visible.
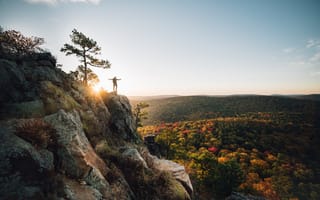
[83,51,88,85]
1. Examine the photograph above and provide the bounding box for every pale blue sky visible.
[1,0,320,95]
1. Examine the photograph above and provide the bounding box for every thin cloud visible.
[289,60,306,66]
[310,71,320,77]
[24,0,101,5]
[25,0,57,5]
[306,39,320,48]
[309,52,320,63]
[282,48,295,53]
[286,38,320,67]
[67,0,101,4]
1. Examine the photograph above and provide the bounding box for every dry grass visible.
[15,118,56,149]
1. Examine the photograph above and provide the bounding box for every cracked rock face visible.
[0,53,193,200]
[125,148,194,199]
[141,149,193,197]
[0,54,63,105]
[103,94,139,142]
[44,110,109,189]
[0,127,55,199]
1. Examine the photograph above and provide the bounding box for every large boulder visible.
[22,61,62,84]
[154,159,193,196]
[0,127,54,199]
[0,53,62,105]
[103,93,139,142]
[77,87,111,147]
[60,176,104,200]
[0,126,54,174]
[121,148,148,169]
[44,109,110,196]
[121,147,193,199]
[0,100,45,119]
[141,149,193,197]
[0,59,28,103]
[0,53,64,120]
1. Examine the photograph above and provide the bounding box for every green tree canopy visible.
[61,29,111,85]
[71,65,100,86]
[134,102,149,128]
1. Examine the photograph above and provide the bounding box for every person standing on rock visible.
[109,76,121,93]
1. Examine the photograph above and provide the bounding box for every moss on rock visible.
[40,81,80,114]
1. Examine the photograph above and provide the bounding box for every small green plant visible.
[15,119,56,149]
[41,81,80,114]
[133,102,149,128]
[95,140,112,157]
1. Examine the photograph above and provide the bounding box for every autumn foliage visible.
[15,119,56,149]
[139,112,320,199]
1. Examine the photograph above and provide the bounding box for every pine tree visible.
[77,65,99,86]
[61,29,111,85]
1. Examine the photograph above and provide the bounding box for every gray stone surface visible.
[61,176,104,200]
[44,110,108,182]
[0,59,26,103]
[0,127,54,174]
[122,148,148,169]
[142,149,193,196]
[0,100,45,119]
[0,127,54,199]
[104,94,138,142]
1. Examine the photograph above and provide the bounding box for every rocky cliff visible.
[0,52,193,200]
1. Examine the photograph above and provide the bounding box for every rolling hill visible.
[130,95,320,125]
[135,95,320,199]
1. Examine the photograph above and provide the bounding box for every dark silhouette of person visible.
[109,76,121,93]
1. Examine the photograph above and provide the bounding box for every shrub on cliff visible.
[15,118,56,149]
[0,26,44,55]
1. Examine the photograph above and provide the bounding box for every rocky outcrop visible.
[104,94,139,142]
[141,149,193,196]
[121,148,148,169]
[0,126,54,199]
[44,110,109,192]
[0,52,193,199]
[118,147,192,200]
[0,53,64,119]
[0,53,62,104]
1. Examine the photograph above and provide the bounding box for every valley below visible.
[132,95,320,199]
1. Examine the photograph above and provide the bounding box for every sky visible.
[1,0,320,96]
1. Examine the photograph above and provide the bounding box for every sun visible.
[92,83,104,93]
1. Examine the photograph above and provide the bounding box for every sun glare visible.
[92,83,104,93]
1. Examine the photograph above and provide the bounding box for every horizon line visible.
[127,93,320,97]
